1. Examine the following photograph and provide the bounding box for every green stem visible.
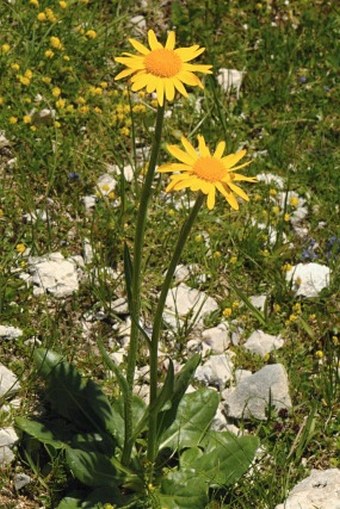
[121,103,165,466]
[147,193,204,467]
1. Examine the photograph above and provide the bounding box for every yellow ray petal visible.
[128,38,150,55]
[197,135,210,157]
[148,30,162,50]
[167,144,196,165]
[227,161,252,172]
[175,46,204,62]
[158,163,191,173]
[165,31,176,50]
[216,182,239,210]
[207,187,216,209]
[165,79,175,101]
[131,74,151,91]
[172,77,188,97]
[146,78,157,93]
[222,149,246,169]
[172,177,199,190]
[213,141,226,159]
[231,173,257,182]
[177,70,202,87]
[228,182,250,201]
[181,137,198,160]
[156,80,165,106]
[183,63,213,74]
[114,68,137,80]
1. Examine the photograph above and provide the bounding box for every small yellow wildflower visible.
[100,81,108,89]
[260,249,269,257]
[254,193,262,202]
[284,213,290,222]
[195,234,203,243]
[25,69,33,79]
[282,263,292,272]
[272,205,280,215]
[9,116,18,124]
[54,121,61,128]
[269,188,277,197]
[29,0,39,6]
[56,98,66,109]
[30,125,37,132]
[50,36,63,50]
[288,313,298,323]
[230,255,238,265]
[168,209,175,217]
[19,76,31,86]
[79,105,89,114]
[89,86,102,96]
[75,96,86,104]
[120,126,130,136]
[23,115,32,124]
[289,196,299,208]
[332,335,338,346]
[44,49,54,58]
[66,104,74,113]
[132,103,147,113]
[42,76,52,84]
[85,29,97,39]
[263,353,270,362]
[292,302,302,314]
[108,191,116,200]
[308,313,316,321]
[63,55,70,61]
[232,300,240,309]
[37,12,47,21]
[315,350,324,359]
[59,0,67,8]
[52,86,61,97]
[223,307,232,318]
[45,8,57,22]
[273,303,281,313]
[0,209,4,218]
[213,251,221,258]
[93,106,102,114]
[0,97,4,106]
[16,243,27,254]
[1,44,10,54]
[10,63,20,71]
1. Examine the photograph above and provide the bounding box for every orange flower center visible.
[193,157,227,182]
[144,49,182,78]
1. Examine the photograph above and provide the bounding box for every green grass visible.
[0,0,339,507]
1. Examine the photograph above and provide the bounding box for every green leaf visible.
[33,348,119,438]
[56,496,84,509]
[65,448,119,489]
[156,468,208,509]
[159,389,219,451]
[123,242,133,313]
[192,431,259,486]
[156,354,201,443]
[70,432,115,456]
[15,418,66,449]
[229,278,267,326]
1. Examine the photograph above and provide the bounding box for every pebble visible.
[0,364,21,398]
[0,325,23,340]
[13,473,32,491]
[244,329,284,357]
[286,262,330,297]
[195,353,234,389]
[0,427,19,466]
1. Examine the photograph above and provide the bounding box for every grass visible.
[0,0,339,507]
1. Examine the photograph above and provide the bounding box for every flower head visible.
[115,30,212,106]
[158,136,257,210]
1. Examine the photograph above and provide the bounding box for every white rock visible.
[23,252,81,297]
[249,295,267,312]
[23,209,48,224]
[257,173,285,189]
[201,323,231,354]
[13,472,32,490]
[82,239,94,264]
[223,364,291,420]
[129,15,147,33]
[195,353,234,389]
[217,68,245,98]
[96,173,117,196]
[0,427,19,465]
[275,469,340,509]
[106,162,134,183]
[111,297,129,315]
[0,364,20,398]
[234,369,252,384]
[163,283,219,329]
[244,330,284,357]
[109,348,125,366]
[173,264,205,283]
[286,263,330,297]
[0,325,23,340]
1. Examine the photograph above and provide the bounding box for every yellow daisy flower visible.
[114,29,212,106]
[158,136,257,210]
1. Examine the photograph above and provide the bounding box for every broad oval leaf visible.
[156,468,208,509]
[65,448,119,488]
[15,418,66,449]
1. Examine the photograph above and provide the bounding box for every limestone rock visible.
[0,325,23,340]
[201,323,231,354]
[244,330,284,357]
[286,263,330,297]
[275,469,340,509]
[249,295,267,312]
[195,353,234,389]
[0,427,19,466]
[13,473,32,491]
[163,283,219,329]
[223,364,291,420]
[0,364,20,398]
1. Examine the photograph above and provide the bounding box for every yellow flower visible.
[52,86,61,97]
[45,8,57,22]
[54,121,61,128]
[85,29,97,39]
[56,98,66,109]
[19,76,31,86]
[11,63,20,71]
[282,263,292,272]
[273,303,281,313]
[29,0,39,6]
[115,29,212,106]
[272,205,280,215]
[9,116,18,124]
[289,196,299,208]
[269,188,277,196]
[25,69,33,79]
[0,209,4,218]
[59,0,67,8]
[284,213,290,222]
[158,136,256,210]
[0,97,4,106]
[42,76,52,84]
[50,36,63,50]
[223,307,232,318]
[1,44,11,54]
[45,49,54,58]
[37,12,47,21]
[23,115,32,124]
[230,255,238,264]
[16,243,27,254]
[315,350,324,359]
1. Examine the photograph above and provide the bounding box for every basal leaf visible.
[15,418,66,449]
[156,468,208,509]
[65,448,119,488]
[159,388,219,451]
